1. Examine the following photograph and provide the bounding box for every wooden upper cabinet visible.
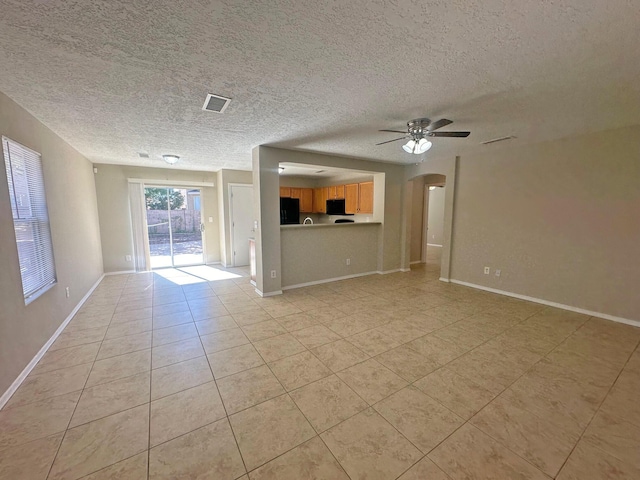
[280,186,291,197]
[328,185,345,199]
[344,184,358,214]
[300,188,313,213]
[358,181,374,214]
[290,187,302,200]
[313,187,327,213]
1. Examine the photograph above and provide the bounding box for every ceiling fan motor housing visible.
[408,118,431,139]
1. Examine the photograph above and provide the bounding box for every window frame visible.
[2,136,57,304]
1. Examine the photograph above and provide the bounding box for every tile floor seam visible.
[445,314,634,478]
[196,308,251,477]
[44,280,124,480]
[147,290,155,480]
[249,346,354,477]
[551,335,640,478]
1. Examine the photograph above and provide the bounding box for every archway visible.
[408,174,447,278]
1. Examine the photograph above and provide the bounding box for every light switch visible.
[208,217,213,223]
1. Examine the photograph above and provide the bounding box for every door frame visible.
[144,184,207,269]
[228,183,253,267]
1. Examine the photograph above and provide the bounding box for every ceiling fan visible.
[376,118,470,154]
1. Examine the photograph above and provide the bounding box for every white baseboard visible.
[0,274,105,409]
[439,277,450,283]
[104,270,135,276]
[449,279,640,328]
[427,243,443,247]
[254,288,284,297]
[282,271,379,291]
[410,261,424,265]
[377,269,403,275]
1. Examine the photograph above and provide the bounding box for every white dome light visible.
[416,138,432,153]
[402,139,416,153]
[162,154,180,165]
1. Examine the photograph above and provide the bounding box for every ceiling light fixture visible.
[163,154,180,165]
[278,167,285,174]
[402,138,432,154]
[402,139,416,153]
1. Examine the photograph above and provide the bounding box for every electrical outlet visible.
[208,217,214,223]
[65,287,70,298]
[495,269,501,277]
[346,258,351,266]
[484,266,490,275]
[270,270,277,279]
[125,255,132,262]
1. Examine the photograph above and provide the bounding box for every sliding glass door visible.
[145,187,204,269]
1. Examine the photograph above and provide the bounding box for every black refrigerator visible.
[280,197,300,224]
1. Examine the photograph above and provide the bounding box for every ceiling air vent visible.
[138,152,149,159]
[202,93,231,113]
[481,136,516,145]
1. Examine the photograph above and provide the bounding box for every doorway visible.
[145,186,205,269]
[229,184,254,267]
[423,184,446,270]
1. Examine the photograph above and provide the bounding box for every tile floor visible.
[1,262,639,479]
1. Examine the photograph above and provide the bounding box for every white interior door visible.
[230,184,254,267]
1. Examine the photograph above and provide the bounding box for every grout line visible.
[190,285,251,477]
[45,277,126,480]
[552,333,640,477]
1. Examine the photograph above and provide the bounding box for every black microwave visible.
[326,199,348,215]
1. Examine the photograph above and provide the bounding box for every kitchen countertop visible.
[281,222,381,229]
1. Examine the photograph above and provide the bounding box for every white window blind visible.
[2,137,57,303]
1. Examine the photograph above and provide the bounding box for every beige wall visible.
[410,177,424,262]
[449,125,640,320]
[216,169,253,267]
[281,224,380,287]
[427,186,446,246]
[0,92,104,395]
[94,164,220,272]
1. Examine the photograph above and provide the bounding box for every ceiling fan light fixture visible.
[416,138,432,153]
[162,154,180,165]
[402,139,416,153]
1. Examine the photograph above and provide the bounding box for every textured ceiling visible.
[1,0,639,171]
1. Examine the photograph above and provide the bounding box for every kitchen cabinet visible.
[344,182,374,214]
[300,188,313,212]
[282,186,313,212]
[284,181,372,214]
[345,184,359,214]
[328,185,345,199]
[291,188,313,213]
[313,187,327,213]
[358,181,374,214]
[280,187,291,197]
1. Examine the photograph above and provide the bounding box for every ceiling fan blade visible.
[379,129,407,134]
[428,131,470,138]
[427,119,453,131]
[375,137,408,145]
